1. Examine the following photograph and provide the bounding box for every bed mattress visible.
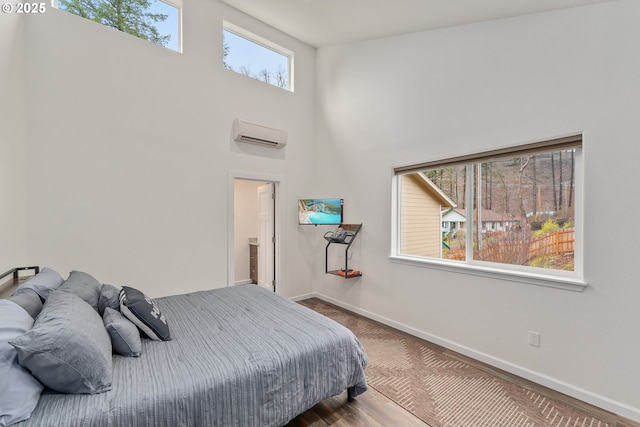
[15,284,368,427]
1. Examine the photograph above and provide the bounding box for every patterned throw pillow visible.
[119,286,171,341]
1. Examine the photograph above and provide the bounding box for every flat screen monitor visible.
[298,198,343,225]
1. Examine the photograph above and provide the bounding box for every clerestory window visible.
[54,0,182,52]
[223,21,293,91]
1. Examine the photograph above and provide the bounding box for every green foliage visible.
[58,0,170,47]
[529,254,574,271]
[533,219,559,238]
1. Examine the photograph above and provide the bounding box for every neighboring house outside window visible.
[399,173,456,259]
[393,135,584,290]
[442,208,466,236]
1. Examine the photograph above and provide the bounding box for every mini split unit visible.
[233,119,288,149]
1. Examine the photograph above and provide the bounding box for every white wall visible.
[233,179,263,284]
[0,13,26,272]
[12,0,640,420]
[21,1,316,298]
[315,0,640,421]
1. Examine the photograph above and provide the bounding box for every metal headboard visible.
[0,266,40,282]
[0,266,39,297]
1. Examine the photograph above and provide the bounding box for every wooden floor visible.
[286,388,428,427]
[285,361,640,427]
[287,299,640,427]
[287,387,640,427]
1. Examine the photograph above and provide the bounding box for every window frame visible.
[223,21,294,92]
[163,0,183,53]
[390,134,586,292]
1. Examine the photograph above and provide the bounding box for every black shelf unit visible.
[324,223,362,278]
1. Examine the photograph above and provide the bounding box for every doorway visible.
[229,172,282,293]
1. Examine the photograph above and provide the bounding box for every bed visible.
[0,269,368,427]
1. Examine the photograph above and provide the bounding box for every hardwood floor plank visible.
[286,389,430,427]
[616,417,640,427]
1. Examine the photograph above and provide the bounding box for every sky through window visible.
[223,26,291,90]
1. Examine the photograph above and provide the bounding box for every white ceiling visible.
[220,0,617,47]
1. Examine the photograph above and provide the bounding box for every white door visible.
[257,183,275,291]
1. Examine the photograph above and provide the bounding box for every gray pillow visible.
[10,291,112,394]
[14,267,64,300]
[0,300,44,426]
[103,308,141,357]
[98,284,121,316]
[7,289,43,320]
[57,270,101,312]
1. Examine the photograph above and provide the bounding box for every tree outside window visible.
[397,139,581,276]
[223,25,292,91]
[56,0,181,52]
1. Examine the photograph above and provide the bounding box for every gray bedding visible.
[16,285,368,427]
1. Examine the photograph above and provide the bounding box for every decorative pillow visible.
[57,270,101,312]
[14,267,64,301]
[103,308,141,357]
[7,289,43,320]
[98,284,121,316]
[119,286,171,341]
[0,300,44,426]
[10,291,112,394]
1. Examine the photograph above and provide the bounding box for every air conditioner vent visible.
[233,119,287,148]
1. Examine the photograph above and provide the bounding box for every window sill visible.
[389,255,587,292]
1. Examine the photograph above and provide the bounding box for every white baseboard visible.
[289,292,314,302]
[234,279,253,286]
[310,292,640,423]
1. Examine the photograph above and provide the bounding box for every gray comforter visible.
[16,285,368,427]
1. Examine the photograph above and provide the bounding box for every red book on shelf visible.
[336,270,361,277]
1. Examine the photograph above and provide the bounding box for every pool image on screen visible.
[298,198,343,225]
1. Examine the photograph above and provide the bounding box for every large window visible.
[393,135,584,290]
[223,22,293,91]
[55,0,182,52]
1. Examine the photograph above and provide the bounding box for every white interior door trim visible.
[227,170,285,294]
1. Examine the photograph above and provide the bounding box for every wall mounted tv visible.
[298,198,343,225]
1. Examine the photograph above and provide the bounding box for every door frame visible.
[227,170,284,294]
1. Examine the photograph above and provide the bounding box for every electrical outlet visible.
[528,331,540,347]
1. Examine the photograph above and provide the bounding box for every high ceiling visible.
[220,0,617,47]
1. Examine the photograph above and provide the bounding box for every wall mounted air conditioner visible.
[233,119,288,149]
